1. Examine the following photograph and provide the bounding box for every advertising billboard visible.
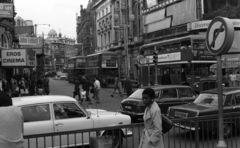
[19,36,43,46]
[1,49,36,67]
[0,3,13,18]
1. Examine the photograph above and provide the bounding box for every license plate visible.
[125,106,132,109]
[174,111,188,118]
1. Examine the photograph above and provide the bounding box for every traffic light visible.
[153,51,158,64]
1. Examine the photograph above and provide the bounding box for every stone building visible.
[76,1,97,56]
[92,0,143,80]
[45,29,76,71]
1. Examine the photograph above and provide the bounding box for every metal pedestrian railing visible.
[24,112,240,148]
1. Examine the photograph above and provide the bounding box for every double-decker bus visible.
[67,56,86,83]
[86,52,118,87]
[140,34,216,93]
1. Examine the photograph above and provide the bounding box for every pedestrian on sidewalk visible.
[229,72,237,87]
[82,76,92,104]
[73,78,81,103]
[139,87,164,148]
[111,75,123,97]
[93,75,101,104]
[124,75,133,97]
[43,75,50,95]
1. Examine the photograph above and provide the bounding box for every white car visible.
[12,95,132,148]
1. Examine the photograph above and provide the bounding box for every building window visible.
[106,8,108,14]
[105,33,107,46]
[17,19,21,26]
[90,28,92,35]
[108,31,110,44]
[101,35,103,47]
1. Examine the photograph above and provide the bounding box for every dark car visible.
[119,85,197,121]
[120,78,139,88]
[167,87,240,137]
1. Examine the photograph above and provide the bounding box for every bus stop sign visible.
[206,17,234,55]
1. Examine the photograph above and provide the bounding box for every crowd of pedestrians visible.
[0,71,50,97]
[73,74,133,105]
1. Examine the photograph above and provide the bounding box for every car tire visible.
[103,131,123,148]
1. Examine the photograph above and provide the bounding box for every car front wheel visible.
[104,131,123,148]
[223,123,233,138]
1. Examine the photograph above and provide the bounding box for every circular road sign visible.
[139,57,147,65]
[136,55,144,64]
[206,17,234,55]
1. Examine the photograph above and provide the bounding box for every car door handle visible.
[55,123,64,126]
[118,122,123,124]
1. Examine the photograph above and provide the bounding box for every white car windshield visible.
[194,93,225,106]
[129,89,144,99]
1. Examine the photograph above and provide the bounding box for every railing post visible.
[195,119,200,148]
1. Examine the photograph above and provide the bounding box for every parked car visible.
[119,85,197,121]
[120,78,139,88]
[167,87,240,137]
[12,95,132,148]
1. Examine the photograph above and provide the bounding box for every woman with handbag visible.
[139,88,164,148]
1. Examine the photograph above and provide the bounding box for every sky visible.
[14,0,89,40]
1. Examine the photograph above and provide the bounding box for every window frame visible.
[21,103,51,123]
[53,102,87,120]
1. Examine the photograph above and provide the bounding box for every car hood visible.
[86,109,131,127]
[86,109,122,116]
[121,97,142,103]
[168,103,217,119]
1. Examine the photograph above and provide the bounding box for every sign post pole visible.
[217,55,226,148]
[147,58,150,86]
[206,17,234,148]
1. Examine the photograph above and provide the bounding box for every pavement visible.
[49,78,129,112]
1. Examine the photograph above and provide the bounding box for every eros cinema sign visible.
[1,49,27,66]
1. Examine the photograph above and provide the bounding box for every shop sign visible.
[1,49,27,66]
[68,64,74,68]
[26,49,36,66]
[19,37,43,46]
[147,52,181,63]
[102,60,117,68]
[0,3,13,18]
[188,19,240,31]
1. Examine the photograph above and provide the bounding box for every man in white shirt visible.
[229,72,237,87]
[93,75,101,104]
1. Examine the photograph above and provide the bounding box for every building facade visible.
[0,1,20,79]
[92,0,143,79]
[45,29,76,72]
[76,1,97,56]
